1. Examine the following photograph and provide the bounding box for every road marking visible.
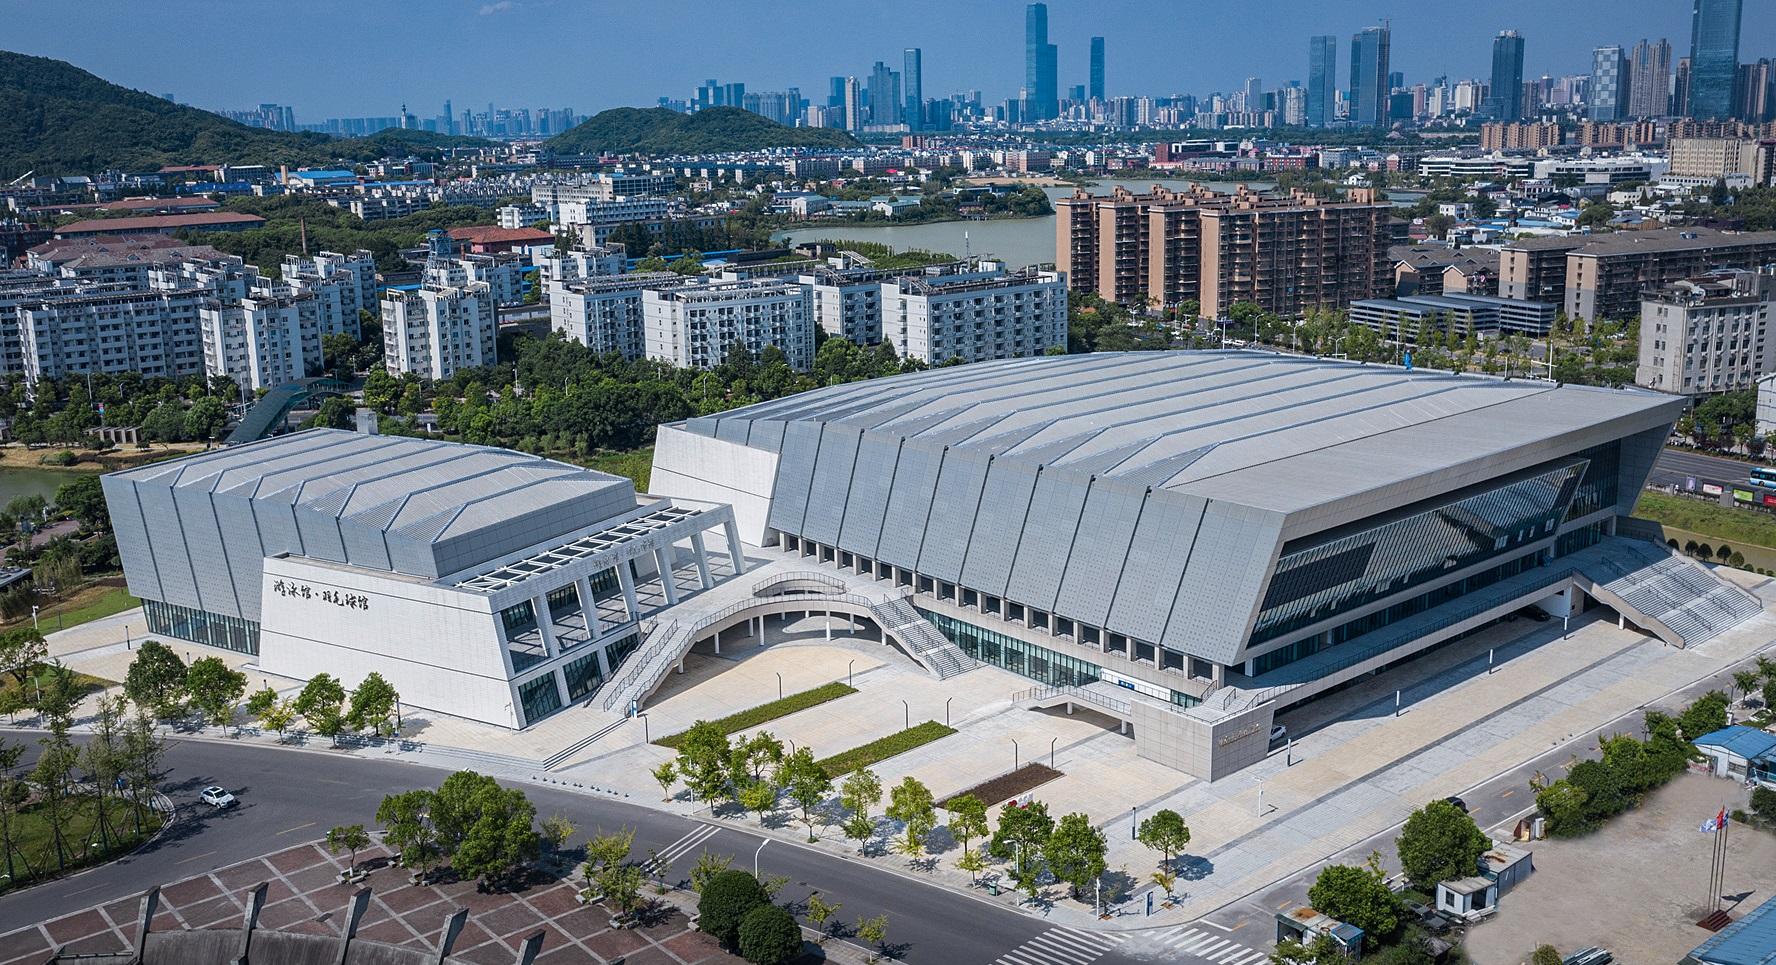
[276,821,317,835]
[643,823,720,874]
[991,926,1124,965]
[174,850,216,865]
[1500,788,1515,798]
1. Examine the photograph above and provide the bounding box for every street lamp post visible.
[1049,737,1058,769]
[754,839,769,877]
[945,696,953,727]
[899,699,909,730]
[775,672,783,700]
[1012,738,1019,771]
[847,659,855,688]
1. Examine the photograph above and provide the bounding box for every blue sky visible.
[6,0,1774,120]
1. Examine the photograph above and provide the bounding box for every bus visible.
[1752,466,1776,489]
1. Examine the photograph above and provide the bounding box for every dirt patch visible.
[1465,771,1776,964]
[940,764,1063,808]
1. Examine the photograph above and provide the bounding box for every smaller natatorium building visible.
[103,431,742,729]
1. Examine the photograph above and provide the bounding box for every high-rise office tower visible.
[903,48,923,130]
[867,61,901,126]
[843,76,863,132]
[1687,0,1742,118]
[828,76,846,108]
[1025,3,1058,120]
[1090,36,1105,101]
[1308,35,1337,126]
[1673,57,1692,115]
[442,99,454,135]
[1244,77,1264,113]
[1487,30,1525,119]
[1735,60,1773,122]
[1590,46,1629,121]
[1348,24,1390,126]
[1628,39,1673,118]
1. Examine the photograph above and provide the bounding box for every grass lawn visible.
[1,794,160,891]
[816,720,958,776]
[0,664,112,705]
[585,447,653,492]
[654,682,858,749]
[1636,491,1776,556]
[0,577,138,635]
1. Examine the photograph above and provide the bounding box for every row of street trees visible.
[120,640,401,741]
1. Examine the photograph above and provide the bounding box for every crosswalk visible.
[642,823,720,876]
[1146,925,1268,964]
[992,925,1127,965]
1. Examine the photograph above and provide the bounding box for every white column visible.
[616,561,641,621]
[654,546,679,605]
[532,594,559,656]
[691,531,714,589]
[714,627,722,654]
[724,518,747,574]
[824,612,832,641]
[576,576,604,641]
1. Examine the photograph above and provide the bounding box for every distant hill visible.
[0,51,491,178]
[546,106,857,156]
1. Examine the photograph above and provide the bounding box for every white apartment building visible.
[1638,271,1776,397]
[425,253,528,306]
[283,250,377,317]
[883,268,1068,364]
[499,203,550,229]
[531,173,675,207]
[381,284,497,380]
[548,272,678,359]
[642,279,814,372]
[533,245,626,285]
[19,287,208,383]
[200,295,305,395]
[797,259,984,345]
[556,197,671,227]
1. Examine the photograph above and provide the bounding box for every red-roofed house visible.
[445,226,554,254]
[53,212,266,239]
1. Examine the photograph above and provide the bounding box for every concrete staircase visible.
[865,594,979,679]
[1574,537,1762,648]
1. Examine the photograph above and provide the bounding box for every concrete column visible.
[691,531,714,589]
[724,518,747,574]
[616,561,640,621]
[576,576,604,641]
[235,881,269,965]
[333,888,372,965]
[713,627,721,654]
[654,547,680,605]
[532,594,559,656]
[825,612,832,641]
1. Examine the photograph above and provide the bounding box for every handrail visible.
[752,570,847,595]
[1012,683,1131,716]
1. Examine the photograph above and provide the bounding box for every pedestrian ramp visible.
[1144,925,1269,964]
[991,925,1126,965]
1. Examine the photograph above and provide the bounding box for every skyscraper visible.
[1025,3,1058,121]
[843,76,863,132]
[1348,24,1390,127]
[828,76,846,108]
[1628,39,1673,118]
[1244,77,1264,113]
[1487,30,1525,119]
[1590,45,1629,121]
[867,61,901,127]
[1089,36,1105,101]
[1688,0,1742,118]
[1673,57,1692,115]
[903,48,923,130]
[1308,35,1337,126]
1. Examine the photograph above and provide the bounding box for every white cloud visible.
[479,1,514,14]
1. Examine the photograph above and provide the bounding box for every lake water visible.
[771,178,1275,269]
[0,468,77,507]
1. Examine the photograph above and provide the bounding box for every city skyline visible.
[8,0,1776,122]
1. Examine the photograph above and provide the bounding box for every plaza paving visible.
[0,838,751,965]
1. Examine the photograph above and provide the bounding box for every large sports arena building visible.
[653,351,1760,777]
[103,351,1761,779]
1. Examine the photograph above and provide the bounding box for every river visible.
[0,467,77,507]
[770,178,1273,269]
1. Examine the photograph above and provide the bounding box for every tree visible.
[1307,862,1399,948]
[1764,678,1776,714]
[1734,670,1762,703]
[1137,809,1192,871]
[53,474,109,531]
[123,640,186,716]
[945,793,989,880]
[184,656,246,730]
[805,892,841,941]
[778,746,832,842]
[1678,691,1730,741]
[651,760,678,801]
[1045,812,1108,900]
[0,628,46,688]
[540,814,576,864]
[244,685,278,720]
[855,914,889,963]
[1532,945,1563,965]
[675,720,735,803]
[326,824,372,877]
[346,671,400,735]
[261,699,297,739]
[1752,786,1776,824]
[377,789,440,880]
[738,904,802,965]
[698,869,769,948]
[1535,779,1590,836]
[429,770,540,886]
[990,799,1053,885]
[1273,934,1342,964]
[1395,799,1488,889]
[294,672,346,721]
[738,779,778,822]
[184,396,228,440]
[886,776,936,859]
[840,768,883,825]
[0,740,29,883]
[689,848,732,893]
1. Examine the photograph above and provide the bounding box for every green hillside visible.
[547,106,856,155]
[0,50,489,177]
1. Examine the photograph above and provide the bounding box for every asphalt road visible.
[1650,448,1764,490]
[0,732,1143,965]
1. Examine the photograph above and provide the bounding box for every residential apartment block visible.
[1667,137,1776,188]
[547,272,680,358]
[1055,184,1392,318]
[1637,270,1776,396]
[1500,228,1776,322]
[642,279,814,372]
[381,284,497,380]
[882,268,1068,364]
